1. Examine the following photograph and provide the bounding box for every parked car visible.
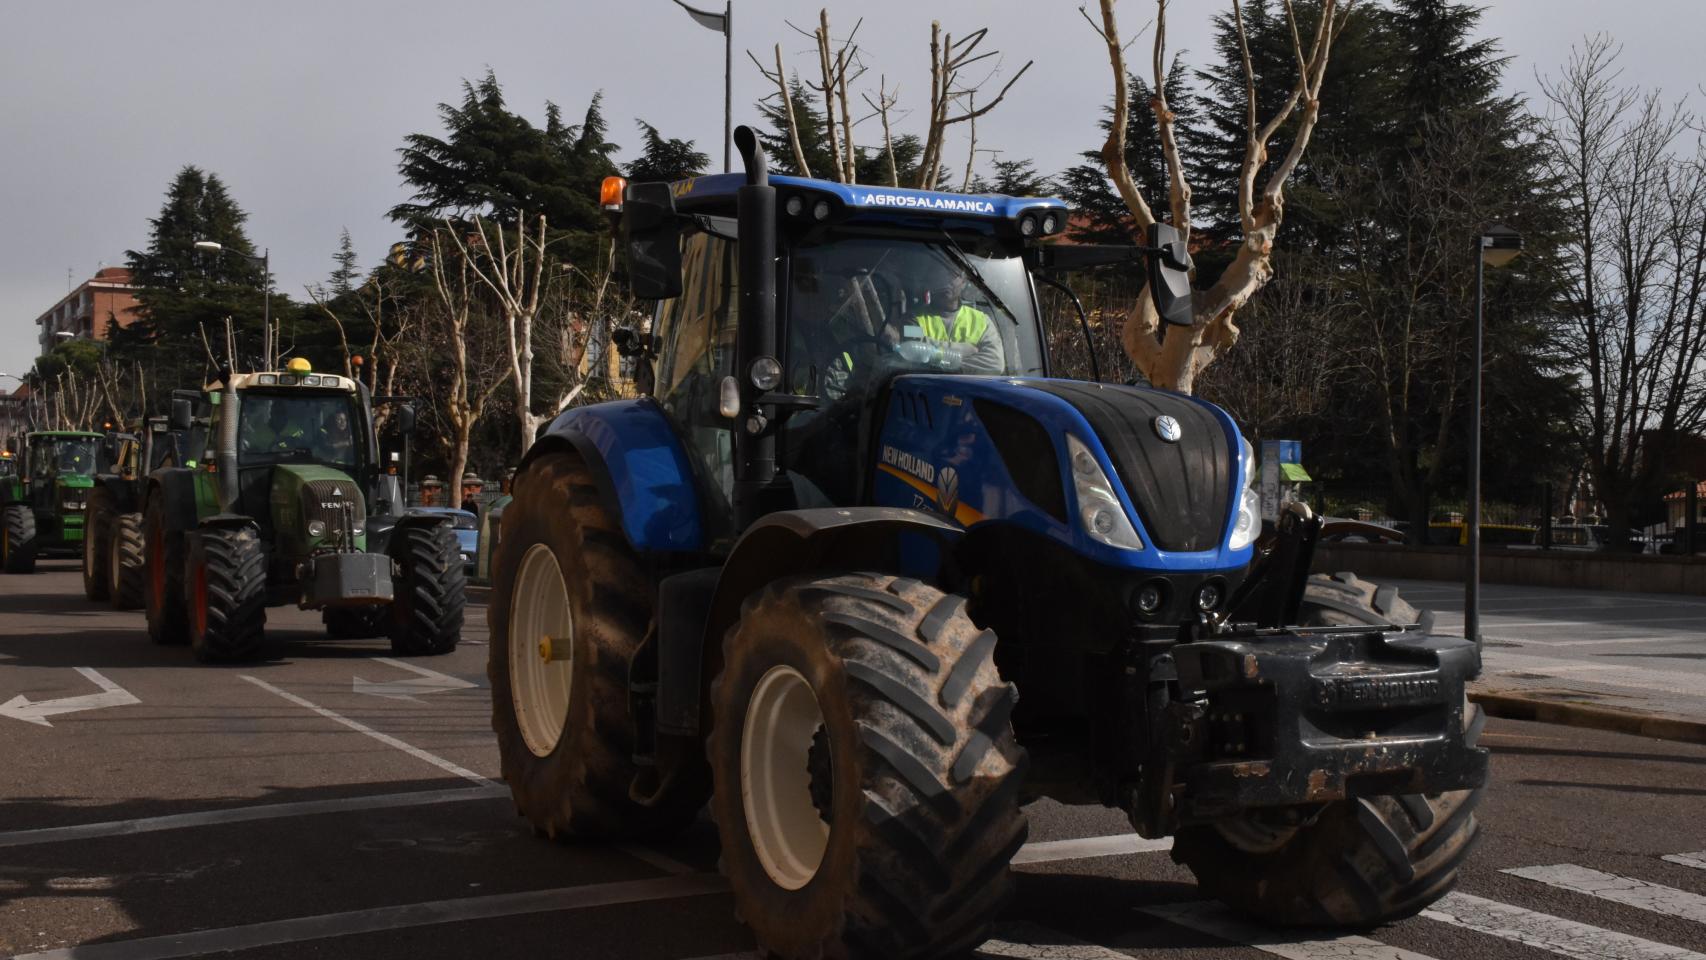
[1318,517,1408,544]
[1518,524,1643,553]
[414,507,478,571]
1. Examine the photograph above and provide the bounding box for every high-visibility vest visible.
[916,305,989,345]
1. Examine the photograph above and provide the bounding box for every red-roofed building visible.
[34,266,141,355]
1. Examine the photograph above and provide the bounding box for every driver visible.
[243,398,307,453]
[57,444,89,473]
[905,260,1006,374]
[316,407,355,462]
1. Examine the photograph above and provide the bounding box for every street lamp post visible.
[194,240,271,368]
[1466,224,1523,648]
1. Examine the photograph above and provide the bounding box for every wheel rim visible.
[741,664,830,891]
[508,543,574,758]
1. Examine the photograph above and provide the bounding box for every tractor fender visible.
[525,398,703,553]
[370,508,451,558]
[145,469,202,535]
[95,476,138,514]
[655,506,962,738]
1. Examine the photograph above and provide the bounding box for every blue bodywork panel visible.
[669,173,1067,230]
[538,398,704,552]
[871,375,1253,574]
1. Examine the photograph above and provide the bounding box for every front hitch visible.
[1157,627,1486,824]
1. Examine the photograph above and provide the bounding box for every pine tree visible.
[126,166,262,290]
[329,228,359,297]
[626,120,710,182]
[754,76,836,178]
[970,158,1055,197]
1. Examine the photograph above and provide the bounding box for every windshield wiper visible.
[937,230,1021,327]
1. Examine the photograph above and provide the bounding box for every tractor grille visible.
[58,485,89,512]
[300,479,366,540]
[1024,381,1234,552]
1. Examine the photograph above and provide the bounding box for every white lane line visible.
[1011,834,1172,865]
[979,921,1135,959]
[352,657,479,701]
[1479,652,1706,699]
[239,675,492,786]
[1665,852,1706,871]
[1507,864,1706,924]
[1431,615,1706,628]
[1539,636,1703,648]
[1422,891,1706,960]
[1143,901,1438,959]
[8,873,729,960]
[0,785,508,849]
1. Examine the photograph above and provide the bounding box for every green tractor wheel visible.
[388,522,465,656]
[1170,573,1483,926]
[2,503,37,574]
[186,525,268,663]
[708,573,1027,960]
[109,513,146,610]
[83,489,115,601]
[143,496,189,645]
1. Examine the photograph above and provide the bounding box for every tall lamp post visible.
[194,240,271,368]
[1466,223,1523,647]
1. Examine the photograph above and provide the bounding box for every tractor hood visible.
[867,375,1254,573]
[270,464,367,556]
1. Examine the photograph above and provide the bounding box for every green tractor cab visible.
[140,361,464,662]
[2,430,104,574]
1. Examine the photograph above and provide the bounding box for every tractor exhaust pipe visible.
[217,389,241,510]
[731,125,777,530]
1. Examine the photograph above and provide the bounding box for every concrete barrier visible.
[1314,541,1706,596]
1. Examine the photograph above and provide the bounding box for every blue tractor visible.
[488,128,1485,960]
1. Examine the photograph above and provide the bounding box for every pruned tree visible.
[440,213,552,451]
[305,268,419,432]
[425,230,508,490]
[1543,35,1706,538]
[1093,0,1354,394]
[916,23,1033,191]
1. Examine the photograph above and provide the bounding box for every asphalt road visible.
[1392,578,1706,719]
[3,561,1705,960]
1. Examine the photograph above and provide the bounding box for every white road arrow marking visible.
[352,657,477,702]
[0,667,140,727]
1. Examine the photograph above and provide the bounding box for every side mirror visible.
[623,182,684,301]
[395,403,418,437]
[1146,222,1195,327]
[169,398,193,432]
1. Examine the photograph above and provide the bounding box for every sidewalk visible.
[1389,578,1706,743]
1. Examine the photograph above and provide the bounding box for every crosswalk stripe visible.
[1506,864,1706,925]
[1142,901,1441,960]
[1665,852,1706,872]
[1010,834,1172,865]
[1423,892,1706,960]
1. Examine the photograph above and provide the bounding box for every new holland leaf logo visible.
[936,466,960,514]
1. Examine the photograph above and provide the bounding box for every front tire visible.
[709,573,1027,960]
[2,503,37,574]
[489,451,702,840]
[83,489,115,601]
[388,522,465,655]
[1172,571,1482,926]
[186,525,267,663]
[143,496,188,644]
[109,513,145,610]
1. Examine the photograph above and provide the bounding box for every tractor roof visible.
[211,371,358,393]
[665,173,1068,237]
[29,431,103,440]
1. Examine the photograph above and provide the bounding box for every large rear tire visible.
[186,525,267,663]
[83,489,115,601]
[388,522,465,655]
[489,451,702,840]
[2,503,37,574]
[109,513,145,610]
[143,496,188,645]
[709,573,1027,960]
[1172,571,1482,927]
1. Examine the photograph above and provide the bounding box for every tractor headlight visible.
[1067,434,1142,550]
[1228,436,1259,550]
[307,520,327,538]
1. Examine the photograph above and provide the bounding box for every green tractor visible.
[83,416,186,608]
[2,430,104,574]
[142,360,465,662]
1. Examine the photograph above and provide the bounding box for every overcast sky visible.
[1,0,1698,374]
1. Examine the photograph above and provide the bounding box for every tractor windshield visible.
[784,234,1044,400]
[50,439,97,477]
[237,392,361,471]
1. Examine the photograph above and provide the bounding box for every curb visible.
[467,584,490,605]
[1470,689,1706,746]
